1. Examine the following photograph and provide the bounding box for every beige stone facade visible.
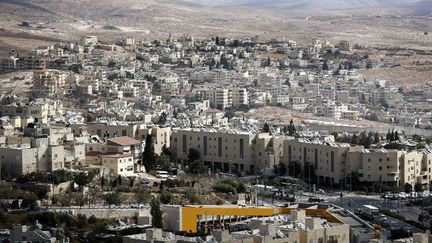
[170,129,432,188]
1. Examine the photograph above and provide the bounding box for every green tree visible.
[184,189,202,204]
[54,194,72,209]
[351,133,359,145]
[275,163,287,176]
[35,186,49,200]
[404,183,413,193]
[384,143,404,150]
[288,119,296,136]
[189,160,206,174]
[187,148,200,164]
[74,193,88,209]
[414,183,423,192]
[417,143,426,149]
[104,192,121,209]
[160,190,173,204]
[158,112,167,125]
[21,193,38,209]
[74,172,94,190]
[135,189,151,204]
[262,122,270,133]
[394,131,400,141]
[161,144,170,156]
[142,134,156,171]
[155,154,171,171]
[150,198,163,228]
[288,161,302,178]
[101,175,105,190]
[322,61,328,70]
[374,132,381,144]
[412,134,423,142]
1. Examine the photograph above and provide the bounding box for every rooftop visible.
[107,136,141,146]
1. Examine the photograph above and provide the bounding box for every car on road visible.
[398,192,407,200]
[0,229,10,236]
[407,191,418,199]
[316,189,326,194]
[308,197,326,203]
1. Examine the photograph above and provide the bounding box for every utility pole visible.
[308,163,311,193]
[340,179,344,207]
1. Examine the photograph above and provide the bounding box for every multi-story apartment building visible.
[33,68,66,97]
[171,128,432,189]
[202,89,231,110]
[170,128,258,173]
[230,88,248,107]
[0,145,64,178]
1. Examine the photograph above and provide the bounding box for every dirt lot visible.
[242,106,392,128]
[0,71,33,96]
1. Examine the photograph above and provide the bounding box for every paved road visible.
[327,194,424,234]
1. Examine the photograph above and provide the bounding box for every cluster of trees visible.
[333,131,380,148]
[386,130,400,142]
[16,170,97,189]
[262,122,271,133]
[184,188,202,204]
[263,120,297,136]
[141,134,174,172]
[186,148,206,174]
[52,193,88,209]
[158,112,167,125]
[283,120,297,136]
[0,184,44,210]
[213,179,246,194]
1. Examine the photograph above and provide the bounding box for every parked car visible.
[398,192,407,200]
[0,229,10,236]
[308,197,325,203]
[316,189,326,194]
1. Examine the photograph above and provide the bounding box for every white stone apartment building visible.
[170,129,432,188]
[101,153,134,176]
[0,145,64,178]
[202,89,231,110]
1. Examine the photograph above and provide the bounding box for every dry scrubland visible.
[0,0,431,92]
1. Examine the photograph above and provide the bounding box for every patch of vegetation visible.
[213,179,246,194]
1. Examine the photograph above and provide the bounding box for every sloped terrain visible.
[0,0,430,56]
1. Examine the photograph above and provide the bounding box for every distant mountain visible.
[407,0,432,16]
[186,0,429,14]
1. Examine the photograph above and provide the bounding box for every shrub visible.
[160,190,173,204]
[184,189,202,204]
[213,179,247,194]
[213,183,236,194]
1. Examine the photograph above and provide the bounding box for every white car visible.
[0,229,10,236]
[316,189,325,194]
[398,192,407,199]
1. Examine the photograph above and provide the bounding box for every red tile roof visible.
[107,136,141,146]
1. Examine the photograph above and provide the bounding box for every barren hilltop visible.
[0,0,431,56]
